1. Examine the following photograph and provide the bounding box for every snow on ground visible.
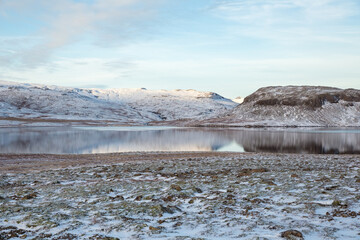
[0,153,359,239]
[0,81,236,125]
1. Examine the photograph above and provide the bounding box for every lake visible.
[0,126,360,154]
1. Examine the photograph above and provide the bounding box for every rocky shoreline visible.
[1,152,360,239]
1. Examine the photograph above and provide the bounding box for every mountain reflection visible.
[0,127,360,154]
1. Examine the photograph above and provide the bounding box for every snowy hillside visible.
[195,86,360,127]
[0,81,236,125]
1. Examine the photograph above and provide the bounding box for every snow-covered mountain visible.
[232,96,244,104]
[0,81,237,125]
[2,82,359,127]
[195,86,360,127]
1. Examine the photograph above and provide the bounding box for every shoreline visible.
[2,151,360,174]
[2,117,360,129]
[0,152,247,174]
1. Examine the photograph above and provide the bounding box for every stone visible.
[193,187,203,193]
[21,192,38,200]
[134,195,143,201]
[281,230,304,240]
[149,226,160,231]
[332,200,341,206]
[170,184,182,191]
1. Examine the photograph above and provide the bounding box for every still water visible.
[1,126,360,154]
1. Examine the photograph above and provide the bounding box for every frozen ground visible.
[0,152,359,239]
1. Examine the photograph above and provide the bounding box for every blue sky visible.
[1,0,360,98]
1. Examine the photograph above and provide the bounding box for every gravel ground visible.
[0,152,359,239]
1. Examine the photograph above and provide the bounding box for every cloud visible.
[0,0,163,69]
[0,73,27,82]
[210,0,360,45]
[103,59,135,70]
[0,57,135,88]
[212,0,359,23]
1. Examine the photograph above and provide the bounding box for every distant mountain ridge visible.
[1,81,359,127]
[0,80,237,126]
[195,85,360,127]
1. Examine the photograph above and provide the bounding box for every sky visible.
[0,0,360,98]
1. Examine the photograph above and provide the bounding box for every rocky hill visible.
[195,86,360,127]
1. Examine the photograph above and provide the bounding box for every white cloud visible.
[211,0,360,46]
[0,57,132,87]
[0,0,162,69]
[213,0,359,23]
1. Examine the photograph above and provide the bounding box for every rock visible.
[281,230,304,240]
[170,184,182,191]
[53,213,71,222]
[325,185,338,191]
[163,195,175,202]
[89,234,120,240]
[49,233,78,240]
[173,221,182,227]
[193,187,203,193]
[332,200,341,206]
[31,233,52,239]
[4,228,27,239]
[158,219,165,224]
[160,205,181,214]
[149,226,160,231]
[144,196,153,200]
[239,168,269,177]
[261,179,277,186]
[225,194,235,200]
[237,172,252,177]
[110,195,124,201]
[21,192,38,200]
[134,195,143,201]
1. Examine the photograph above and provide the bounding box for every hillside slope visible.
[0,81,237,125]
[195,86,360,127]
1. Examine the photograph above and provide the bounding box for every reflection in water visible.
[232,130,360,154]
[0,127,360,154]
